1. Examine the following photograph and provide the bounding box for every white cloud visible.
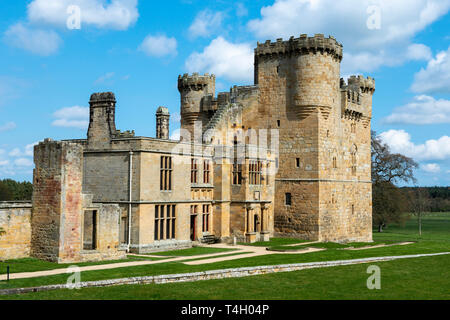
[0,122,17,132]
[236,3,248,17]
[379,129,450,161]
[411,46,450,94]
[52,106,89,129]
[8,142,39,158]
[27,0,139,30]
[422,163,440,173]
[3,22,61,56]
[383,95,450,125]
[171,112,181,123]
[406,43,432,61]
[185,37,253,82]
[94,72,115,84]
[139,34,177,57]
[247,0,450,73]
[24,142,38,157]
[170,128,181,141]
[188,9,224,39]
[14,158,33,167]
[8,148,22,157]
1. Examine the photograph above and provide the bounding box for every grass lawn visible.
[0,255,163,275]
[0,212,448,298]
[3,253,449,300]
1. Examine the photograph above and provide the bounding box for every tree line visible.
[0,179,33,201]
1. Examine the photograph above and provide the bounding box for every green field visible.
[3,253,449,300]
[1,212,449,299]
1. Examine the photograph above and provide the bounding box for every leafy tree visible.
[0,179,33,201]
[0,181,13,201]
[0,227,5,237]
[371,131,418,232]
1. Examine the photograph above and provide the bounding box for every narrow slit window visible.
[285,193,292,206]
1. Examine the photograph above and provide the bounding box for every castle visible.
[0,34,374,263]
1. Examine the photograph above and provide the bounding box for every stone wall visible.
[0,202,32,260]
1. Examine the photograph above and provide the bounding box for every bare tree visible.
[371,131,418,232]
[409,187,430,236]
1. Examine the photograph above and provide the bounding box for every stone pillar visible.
[245,205,257,243]
[260,204,270,242]
[156,106,170,139]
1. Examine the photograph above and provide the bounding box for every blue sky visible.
[0,0,449,186]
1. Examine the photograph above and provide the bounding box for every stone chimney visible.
[87,92,116,149]
[156,106,170,139]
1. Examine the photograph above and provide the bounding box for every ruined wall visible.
[80,204,126,261]
[0,202,32,260]
[31,140,84,263]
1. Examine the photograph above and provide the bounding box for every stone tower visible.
[31,139,84,262]
[87,92,117,149]
[178,73,215,140]
[254,34,373,242]
[156,106,170,139]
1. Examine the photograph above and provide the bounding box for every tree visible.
[0,179,33,201]
[408,187,430,236]
[0,181,13,201]
[371,131,418,232]
[0,227,5,238]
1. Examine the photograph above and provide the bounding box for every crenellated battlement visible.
[178,73,216,91]
[255,34,343,61]
[114,130,135,138]
[346,75,375,94]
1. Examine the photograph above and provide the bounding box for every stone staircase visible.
[204,103,231,132]
[200,234,219,244]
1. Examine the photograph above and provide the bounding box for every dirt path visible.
[0,250,246,281]
[343,242,414,251]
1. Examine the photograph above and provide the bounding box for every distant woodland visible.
[0,179,33,201]
[401,186,450,212]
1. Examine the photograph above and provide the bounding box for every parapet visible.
[346,75,375,93]
[89,92,116,105]
[178,73,216,91]
[255,34,343,61]
[114,130,135,138]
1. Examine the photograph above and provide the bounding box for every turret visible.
[178,73,215,139]
[254,34,343,120]
[87,92,116,149]
[340,75,375,125]
[156,106,170,140]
